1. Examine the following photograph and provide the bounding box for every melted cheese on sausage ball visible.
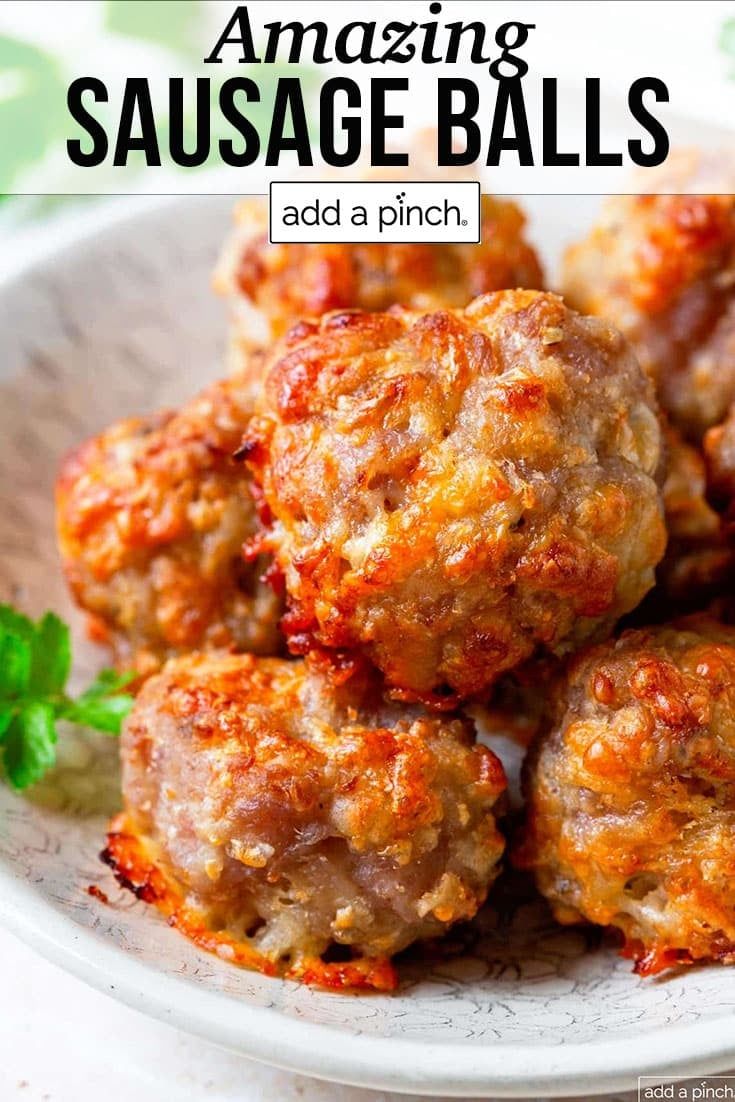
[634,423,734,618]
[246,290,666,700]
[516,616,735,975]
[56,369,282,677]
[104,653,506,990]
[706,404,735,524]
[562,152,735,440]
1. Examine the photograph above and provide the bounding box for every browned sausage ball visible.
[515,615,735,976]
[562,152,735,440]
[215,195,544,347]
[104,652,506,990]
[643,423,734,615]
[706,402,735,520]
[56,369,282,677]
[245,290,666,700]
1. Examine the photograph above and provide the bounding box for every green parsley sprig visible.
[0,605,135,790]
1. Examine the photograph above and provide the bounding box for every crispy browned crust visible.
[215,195,544,342]
[706,403,735,516]
[562,157,735,440]
[515,614,735,975]
[245,290,665,698]
[111,652,505,990]
[643,423,735,614]
[102,814,397,991]
[56,368,282,676]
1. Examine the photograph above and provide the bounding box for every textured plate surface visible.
[1,195,735,1098]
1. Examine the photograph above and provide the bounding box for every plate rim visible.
[3,867,735,1098]
[2,193,735,1099]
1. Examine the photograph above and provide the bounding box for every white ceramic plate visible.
[2,194,735,1100]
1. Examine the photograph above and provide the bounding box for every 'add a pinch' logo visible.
[269,181,481,244]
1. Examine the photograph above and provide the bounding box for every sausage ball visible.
[642,424,734,615]
[562,152,735,440]
[515,615,735,975]
[706,402,735,523]
[56,369,282,677]
[245,290,666,700]
[214,194,543,347]
[104,652,506,990]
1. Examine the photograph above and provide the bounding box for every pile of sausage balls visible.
[57,153,735,990]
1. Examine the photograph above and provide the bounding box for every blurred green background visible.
[0,0,318,215]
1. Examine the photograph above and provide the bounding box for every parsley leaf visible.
[0,604,135,791]
[63,694,134,735]
[0,706,14,742]
[30,612,71,696]
[4,702,57,790]
[61,667,137,735]
[0,604,35,641]
[0,628,32,699]
[75,668,136,698]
